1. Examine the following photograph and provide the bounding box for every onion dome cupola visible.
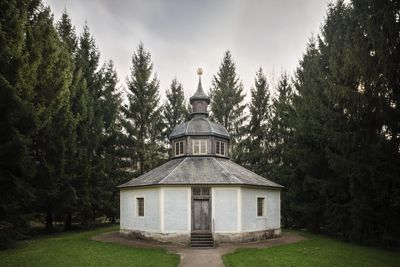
[190,68,210,117]
[169,68,230,159]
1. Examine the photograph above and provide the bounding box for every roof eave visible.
[118,183,283,190]
[169,132,230,140]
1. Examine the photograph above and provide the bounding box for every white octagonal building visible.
[119,72,283,247]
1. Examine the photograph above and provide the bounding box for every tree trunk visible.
[45,204,53,231]
[92,206,96,222]
[64,211,72,231]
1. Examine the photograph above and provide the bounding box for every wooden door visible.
[193,199,210,231]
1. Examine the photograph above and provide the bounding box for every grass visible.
[222,231,400,267]
[0,226,180,267]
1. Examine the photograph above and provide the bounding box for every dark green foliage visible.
[0,2,132,247]
[123,43,165,174]
[242,68,271,174]
[1,0,399,250]
[97,61,129,223]
[269,73,295,227]
[279,0,400,246]
[0,0,40,247]
[56,10,86,230]
[210,51,247,161]
[25,5,73,231]
[163,78,189,140]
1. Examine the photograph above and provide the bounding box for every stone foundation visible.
[120,228,281,245]
[120,229,190,245]
[214,229,281,243]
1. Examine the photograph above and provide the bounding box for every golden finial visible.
[197,68,203,76]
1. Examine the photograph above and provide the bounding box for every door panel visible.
[202,200,209,230]
[193,200,202,230]
[193,199,210,231]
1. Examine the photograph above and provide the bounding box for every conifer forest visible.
[1,0,399,248]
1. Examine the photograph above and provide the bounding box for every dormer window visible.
[216,141,226,156]
[175,141,184,156]
[193,139,207,154]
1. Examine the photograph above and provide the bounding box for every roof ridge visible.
[206,118,215,133]
[185,120,191,134]
[158,157,187,184]
[213,158,243,184]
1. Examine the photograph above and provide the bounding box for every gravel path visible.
[92,232,305,267]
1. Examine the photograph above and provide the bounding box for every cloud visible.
[45,0,329,100]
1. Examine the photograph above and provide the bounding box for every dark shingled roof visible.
[189,78,210,104]
[118,157,283,189]
[169,117,230,140]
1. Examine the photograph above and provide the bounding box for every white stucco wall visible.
[213,187,239,232]
[241,187,281,232]
[265,189,281,229]
[120,185,280,236]
[120,187,160,232]
[163,187,190,233]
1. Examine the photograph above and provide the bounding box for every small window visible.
[193,140,200,154]
[193,139,207,154]
[202,188,210,195]
[200,140,207,153]
[257,197,264,217]
[192,187,210,196]
[175,141,184,156]
[180,142,184,154]
[137,197,144,217]
[216,141,225,156]
[193,188,201,195]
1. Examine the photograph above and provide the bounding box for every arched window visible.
[196,102,204,112]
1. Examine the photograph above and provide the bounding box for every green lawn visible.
[0,226,180,267]
[223,231,400,267]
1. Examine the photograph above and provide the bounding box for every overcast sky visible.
[45,0,330,100]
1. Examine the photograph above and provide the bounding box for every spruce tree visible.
[269,73,294,226]
[287,0,400,246]
[26,6,73,230]
[75,23,104,222]
[98,61,128,222]
[210,51,247,161]
[0,0,39,245]
[291,38,328,232]
[56,10,90,229]
[244,68,271,174]
[163,78,188,139]
[349,0,400,245]
[123,43,164,174]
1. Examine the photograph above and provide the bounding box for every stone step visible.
[191,234,213,237]
[190,243,214,248]
[190,232,214,248]
[190,236,213,240]
[191,240,213,244]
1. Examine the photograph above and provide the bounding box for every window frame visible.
[175,140,184,156]
[215,141,226,156]
[136,197,145,217]
[192,139,207,155]
[256,197,265,218]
